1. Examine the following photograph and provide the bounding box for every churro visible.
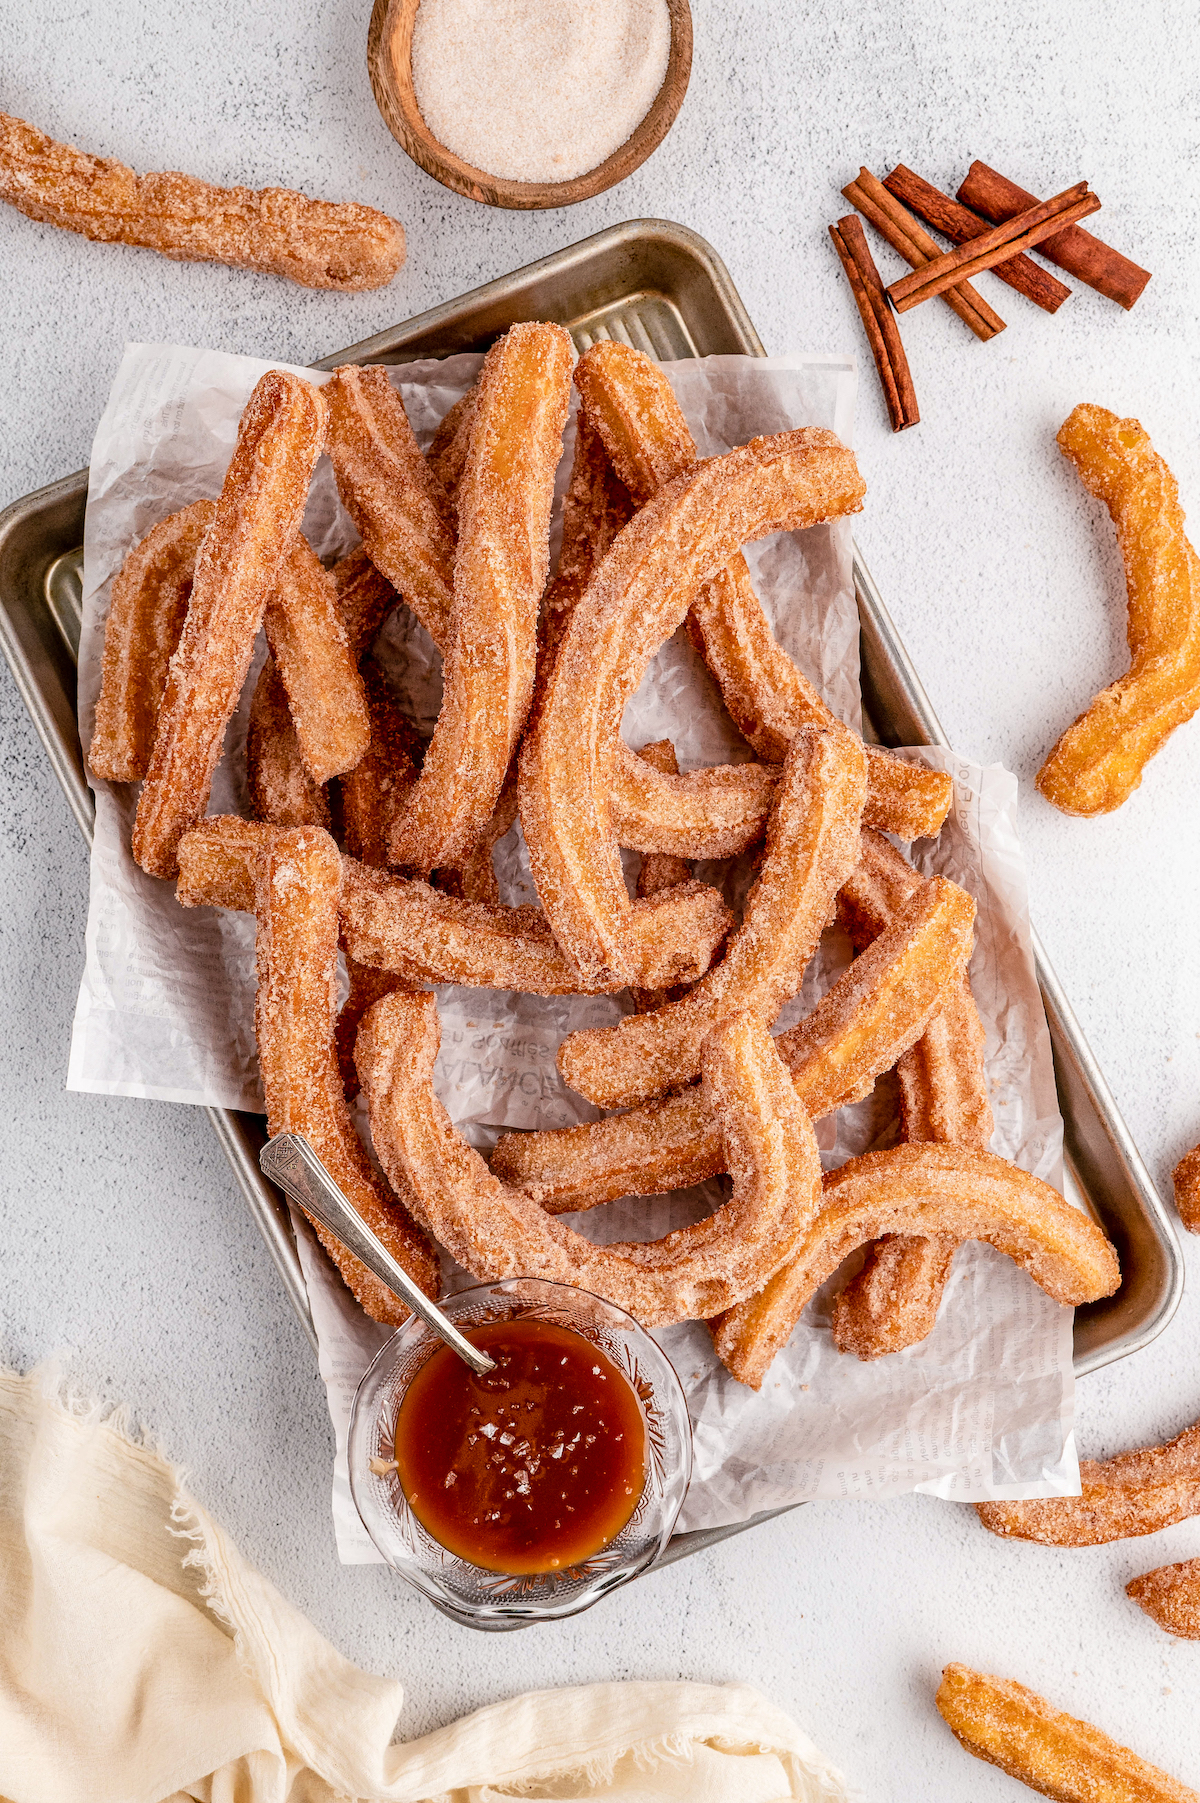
[710,1144,1119,1388]
[976,1417,1200,1545]
[176,815,270,913]
[336,956,408,1103]
[610,751,780,858]
[252,827,438,1322]
[830,829,993,1359]
[262,536,369,784]
[246,657,330,830]
[521,428,865,988]
[1171,1143,1200,1232]
[132,369,325,877]
[543,407,635,639]
[630,741,695,1013]
[337,657,422,866]
[357,991,821,1327]
[425,385,477,525]
[332,545,401,660]
[935,1663,1198,1803]
[88,499,214,782]
[491,874,975,1209]
[434,763,519,906]
[557,725,867,1107]
[1038,404,1200,815]
[340,855,726,994]
[1128,1559,1200,1641]
[573,339,951,838]
[325,365,456,651]
[388,322,573,873]
[0,112,406,290]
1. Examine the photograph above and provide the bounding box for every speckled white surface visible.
[2,1,1199,1796]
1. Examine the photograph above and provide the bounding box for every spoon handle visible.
[259,1132,495,1375]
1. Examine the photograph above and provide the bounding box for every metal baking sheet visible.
[0,218,1183,1567]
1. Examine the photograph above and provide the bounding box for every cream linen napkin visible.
[0,1367,848,1803]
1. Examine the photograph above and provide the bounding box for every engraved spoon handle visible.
[259,1132,495,1376]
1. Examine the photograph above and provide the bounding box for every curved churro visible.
[936,1664,1198,1803]
[357,991,821,1327]
[610,751,780,858]
[1172,1143,1200,1232]
[1037,403,1200,815]
[830,830,993,1360]
[262,536,369,784]
[558,725,866,1107]
[247,657,330,830]
[388,323,573,873]
[253,827,438,1323]
[521,428,866,988]
[132,369,325,877]
[709,1144,1119,1389]
[976,1418,1200,1545]
[340,855,726,994]
[0,112,406,290]
[434,762,519,906]
[177,815,271,913]
[1128,1560,1200,1641]
[491,873,975,1208]
[573,339,951,839]
[88,499,214,782]
[326,366,456,652]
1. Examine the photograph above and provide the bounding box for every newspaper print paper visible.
[70,342,1079,1560]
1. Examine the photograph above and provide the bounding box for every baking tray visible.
[0,217,1183,1570]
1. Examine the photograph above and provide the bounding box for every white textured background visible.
[2,1,1199,1796]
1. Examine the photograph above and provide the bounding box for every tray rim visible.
[0,215,1183,1573]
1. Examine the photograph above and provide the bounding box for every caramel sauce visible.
[392,1318,647,1574]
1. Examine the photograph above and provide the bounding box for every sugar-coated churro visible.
[976,1418,1200,1545]
[253,827,438,1322]
[543,406,635,638]
[1171,1143,1200,1232]
[340,854,726,994]
[935,1663,1198,1803]
[337,657,422,866]
[710,1144,1119,1388]
[336,955,408,1102]
[630,740,695,1013]
[332,545,401,660]
[247,657,330,830]
[829,830,993,1359]
[326,365,456,651]
[388,323,572,873]
[357,991,821,1327]
[557,725,866,1107]
[1127,1559,1200,1641]
[88,499,214,782]
[425,385,477,527]
[176,815,272,913]
[132,369,325,877]
[573,339,951,838]
[262,536,369,784]
[1038,403,1200,815]
[491,873,975,1209]
[434,762,519,906]
[610,751,780,858]
[521,428,865,988]
[0,112,406,289]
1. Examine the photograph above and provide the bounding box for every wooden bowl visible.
[366,0,692,211]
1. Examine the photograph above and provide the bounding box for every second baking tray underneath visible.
[0,218,1182,1571]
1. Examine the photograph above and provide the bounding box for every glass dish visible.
[348,1277,693,1629]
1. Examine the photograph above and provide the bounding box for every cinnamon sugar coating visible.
[388,323,572,872]
[629,740,695,1014]
[246,658,330,830]
[1038,403,1200,815]
[326,366,456,651]
[611,752,780,858]
[261,536,369,784]
[936,1663,1198,1802]
[0,112,405,290]
[710,1145,1119,1389]
[491,874,975,1208]
[976,1418,1200,1545]
[88,500,214,782]
[520,428,865,988]
[558,725,867,1107]
[1128,1559,1200,1641]
[573,339,950,838]
[176,816,273,913]
[357,993,821,1327]
[132,369,325,877]
[337,657,422,867]
[425,386,477,526]
[252,828,438,1322]
[1172,1143,1200,1232]
[332,546,402,661]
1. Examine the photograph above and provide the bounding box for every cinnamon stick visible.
[887,183,1101,312]
[829,215,918,431]
[882,164,1071,314]
[842,168,1005,342]
[957,161,1151,310]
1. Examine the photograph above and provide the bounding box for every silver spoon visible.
[259,1132,495,1376]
